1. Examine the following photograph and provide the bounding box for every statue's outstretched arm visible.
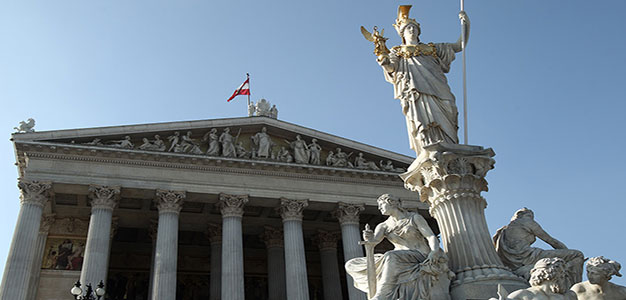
[452,11,470,53]
[530,221,567,249]
[377,54,397,74]
[413,214,439,252]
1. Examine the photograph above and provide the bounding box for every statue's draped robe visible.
[345,213,451,300]
[384,43,459,155]
[291,140,309,164]
[252,132,271,158]
[493,219,584,286]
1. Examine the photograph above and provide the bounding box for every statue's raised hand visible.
[459,10,470,25]
[362,223,374,242]
[361,26,390,56]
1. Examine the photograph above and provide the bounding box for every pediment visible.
[12,116,412,173]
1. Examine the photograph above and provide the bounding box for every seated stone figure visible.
[493,257,577,300]
[571,256,626,300]
[493,208,584,288]
[345,194,454,300]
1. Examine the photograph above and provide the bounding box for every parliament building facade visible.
[2,115,436,300]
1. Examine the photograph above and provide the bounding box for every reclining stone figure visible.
[493,208,584,288]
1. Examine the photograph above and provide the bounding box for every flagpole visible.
[461,0,468,145]
[246,73,251,107]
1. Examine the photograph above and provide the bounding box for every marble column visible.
[80,185,120,287]
[206,223,222,300]
[314,230,343,300]
[105,216,119,282]
[401,144,528,299]
[261,226,286,300]
[26,214,55,300]
[151,190,185,300]
[278,198,309,300]
[147,219,158,300]
[218,193,248,300]
[334,202,367,300]
[0,180,51,300]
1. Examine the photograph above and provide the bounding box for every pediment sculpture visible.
[56,126,407,172]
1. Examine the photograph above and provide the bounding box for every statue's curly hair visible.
[587,256,622,278]
[529,258,568,294]
[377,193,402,207]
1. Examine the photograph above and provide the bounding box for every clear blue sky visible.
[1,0,625,286]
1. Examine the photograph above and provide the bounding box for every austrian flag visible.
[227,78,250,102]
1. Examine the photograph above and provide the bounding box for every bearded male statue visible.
[492,258,577,300]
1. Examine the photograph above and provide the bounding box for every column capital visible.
[314,230,340,251]
[278,198,308,222]
[155,190,186,214]
[217,193,248,218]
[39,214,56,234]
[205,223,222,244]
[333,202,365,225]
[261,226,283,248]
[88,185,120,210]
[18,179,52,207]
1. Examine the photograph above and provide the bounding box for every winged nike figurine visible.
[360,26,390,56]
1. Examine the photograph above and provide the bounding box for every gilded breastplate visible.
[392,43,438,59]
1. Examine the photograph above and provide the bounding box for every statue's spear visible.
[461,0,468,144]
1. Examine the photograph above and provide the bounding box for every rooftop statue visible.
[571,256,626,300]
[493,258,577,300]
[493,208,584,288]
[255,99,272,117]
[361,5,469,160]
[14,118,35,133]
[345,194,454,300]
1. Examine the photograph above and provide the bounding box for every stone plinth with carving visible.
[401,143,528,299]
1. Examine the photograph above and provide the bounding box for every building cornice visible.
[17,141,405,186]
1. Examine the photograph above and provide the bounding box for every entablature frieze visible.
[17,143,407,187]
[12,119,412,181]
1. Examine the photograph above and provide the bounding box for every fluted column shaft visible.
[26,214,55,300]
[279,198,309,300]
[218,194,248,300]
[315,231,343,300]
[0,180,51,300]
[405,145,528,299]
[207,223,222,300]
[262,227,286,300]
[80,185,120,287]
[334,203,367,300]
[151,190,185,300]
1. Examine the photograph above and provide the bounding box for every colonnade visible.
[0,180,369,300]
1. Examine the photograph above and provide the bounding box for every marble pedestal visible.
[401,143,528,300]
